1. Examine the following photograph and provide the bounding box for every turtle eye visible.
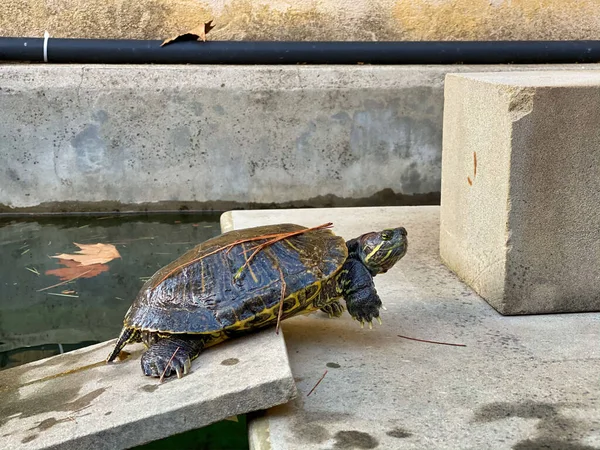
[381,230,394,241]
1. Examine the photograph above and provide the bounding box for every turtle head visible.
[355,227,408,275]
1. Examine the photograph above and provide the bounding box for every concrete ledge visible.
[225,206,600,450]
[0,310,296,448]
[440,71,600,315]
[3,64,600,213]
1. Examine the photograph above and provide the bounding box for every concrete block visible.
[0,323,296,449]
[440,71,600,314]
[225,206,600,450]
[3,65,600,213]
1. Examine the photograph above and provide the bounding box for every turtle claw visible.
[368,321,373,330]
[175,364,183,379]
[381,305,388,311]
[321,301,345,318]
[376,316,383,325]
[140,337,203,379]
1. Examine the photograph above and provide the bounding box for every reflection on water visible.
[0,213,221,370]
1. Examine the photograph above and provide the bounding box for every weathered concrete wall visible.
[440,71,600,315]
[1,0,600,41]
[0,65,442,212]
[2,64,600,213]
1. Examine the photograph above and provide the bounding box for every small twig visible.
[154,223,333,289]
[307,370,328,397]
[275,267,286,335]
[159,347,180,383]
[46,292,79,298]
[37,270,92,292]
[397,334,466,347]
[234,223,333,279]
[104,237,156,245]
[26,267,40,275]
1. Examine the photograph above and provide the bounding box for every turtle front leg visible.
[141,336,206,379]
[344,286,382,326]
[339,259,382,327]
[320,300,345,318]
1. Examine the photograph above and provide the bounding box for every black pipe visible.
[1,38,600,64]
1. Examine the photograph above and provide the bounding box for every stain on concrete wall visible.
[1,0,599,41]
[392,0,600,41]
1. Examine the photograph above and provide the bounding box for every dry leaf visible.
[161,20,215,47]
[51,243,121,266]
[45,259,110,281]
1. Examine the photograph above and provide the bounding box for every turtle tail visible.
[106,327,139,363]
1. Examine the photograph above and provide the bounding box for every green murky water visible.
[0,213,250,449]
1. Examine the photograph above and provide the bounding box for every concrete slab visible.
[440,71,600,314]
[0,323,296,448]
[225,207,600,450]
[3,64,600,213]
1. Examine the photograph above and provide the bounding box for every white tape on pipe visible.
[43,31,50,63]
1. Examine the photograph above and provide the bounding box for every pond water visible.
[0,212,253,449]
[0,213,222,370]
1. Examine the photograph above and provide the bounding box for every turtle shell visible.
[124,223,347,334]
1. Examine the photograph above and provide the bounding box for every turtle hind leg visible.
[320,300,345,318]
[106,327,140,363]
[141,336,206,379]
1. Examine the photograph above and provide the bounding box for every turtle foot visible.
[141,337,202,379]
[347,293,382,327]
[320,301,345,318]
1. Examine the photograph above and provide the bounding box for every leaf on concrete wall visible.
[51,243,121,266]
[161,20,215,47]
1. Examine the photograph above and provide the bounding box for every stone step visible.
[223,206,600,450]
[0,298,296,449]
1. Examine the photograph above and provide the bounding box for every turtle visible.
[106,223,408,379]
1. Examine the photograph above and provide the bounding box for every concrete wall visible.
[2,64,600,213]
[1,0,599,41]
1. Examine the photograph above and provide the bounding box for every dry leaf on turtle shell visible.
[51,242,121,266]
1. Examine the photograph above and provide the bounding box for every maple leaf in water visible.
[51,243,121,266]
[45,259,110,281]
